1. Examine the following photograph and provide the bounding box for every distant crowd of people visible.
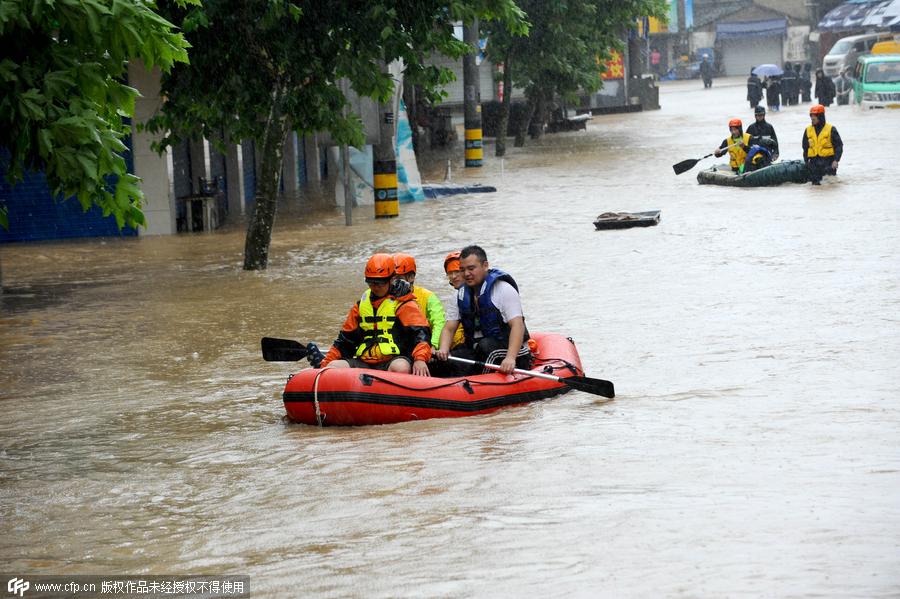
[746,62,854,111]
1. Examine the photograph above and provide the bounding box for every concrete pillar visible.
[326,144,338,187]
[303,135,321,183]
[282,131,299,198]
[225,141,246,216]
[127,62,175,235]
[189,138,210,193]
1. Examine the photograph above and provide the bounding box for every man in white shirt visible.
[436,245,532,375]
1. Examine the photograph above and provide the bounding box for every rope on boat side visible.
[312,368,327,427]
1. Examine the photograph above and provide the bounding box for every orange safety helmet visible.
[728,118,742,128]
[364,253,395,282]
[443,250,461,273]
[810,104,825,115]
[393,253,417,276]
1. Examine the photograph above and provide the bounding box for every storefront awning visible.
[716,19,787,39]
[817,0,900,32]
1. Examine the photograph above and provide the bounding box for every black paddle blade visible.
[261,337,307,361]
[562,376,615,398]
[672,158,699,175]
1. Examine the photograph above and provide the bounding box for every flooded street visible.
[2,77,899,597]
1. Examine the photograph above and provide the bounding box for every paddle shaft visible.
[673,142,740,175]
[448,355,565,382]
[447,356,614,397]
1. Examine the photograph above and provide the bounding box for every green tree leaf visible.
[0,0,192,231]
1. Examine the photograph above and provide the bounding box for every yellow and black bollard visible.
[373,159,399,218]
[464,127,483,167]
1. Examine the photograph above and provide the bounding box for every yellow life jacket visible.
[413,285,448,348]
[355,289,404,362]
[728,133,752,170]
[451,323,465,348]
[806,123,834,158]
[412,286,432,318]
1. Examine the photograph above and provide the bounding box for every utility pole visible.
[463,19,483,168]
[373,63,399,218]
[806,0,822,65]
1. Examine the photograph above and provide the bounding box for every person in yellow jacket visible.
[714,118,752,173]
[320,254,432,376]
[802,104,843,186]
[393,253,445,348]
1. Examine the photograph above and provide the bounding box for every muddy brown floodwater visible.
[2,77,899,598]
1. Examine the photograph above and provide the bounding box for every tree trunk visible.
[496,51,512,157]
[531,90,546,140]
[514,92,536,147]
[243,89,288,271]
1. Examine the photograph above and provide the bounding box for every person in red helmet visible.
[319,253,433,376]
[802,104,843,186]
[393,253,445,348]
[714,118,753,173]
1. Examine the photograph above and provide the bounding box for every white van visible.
[823,33,898,77]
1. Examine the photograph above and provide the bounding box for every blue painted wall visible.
[1,145,137,244]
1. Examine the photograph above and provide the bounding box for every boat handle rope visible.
[307,359,582,401]
[358,373,479,392]
[312,368,327,427]
[358,365,574,393]
[533,357,583,376]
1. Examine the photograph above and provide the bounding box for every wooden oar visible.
[448,356,614,398]
[672,142,738,175]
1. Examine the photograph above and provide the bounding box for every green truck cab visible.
[852,54,900,109]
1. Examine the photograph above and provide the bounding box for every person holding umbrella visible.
[754,64,783,112]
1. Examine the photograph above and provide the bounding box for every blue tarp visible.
[716,18,787,39]
[817,0,900,31]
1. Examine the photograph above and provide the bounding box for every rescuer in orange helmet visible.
[802,104,843,186]
[442,251,467,349]
[319,253,433,376]
[714,118,753,173]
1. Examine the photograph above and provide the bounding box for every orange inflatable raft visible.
[282,332,585,426]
